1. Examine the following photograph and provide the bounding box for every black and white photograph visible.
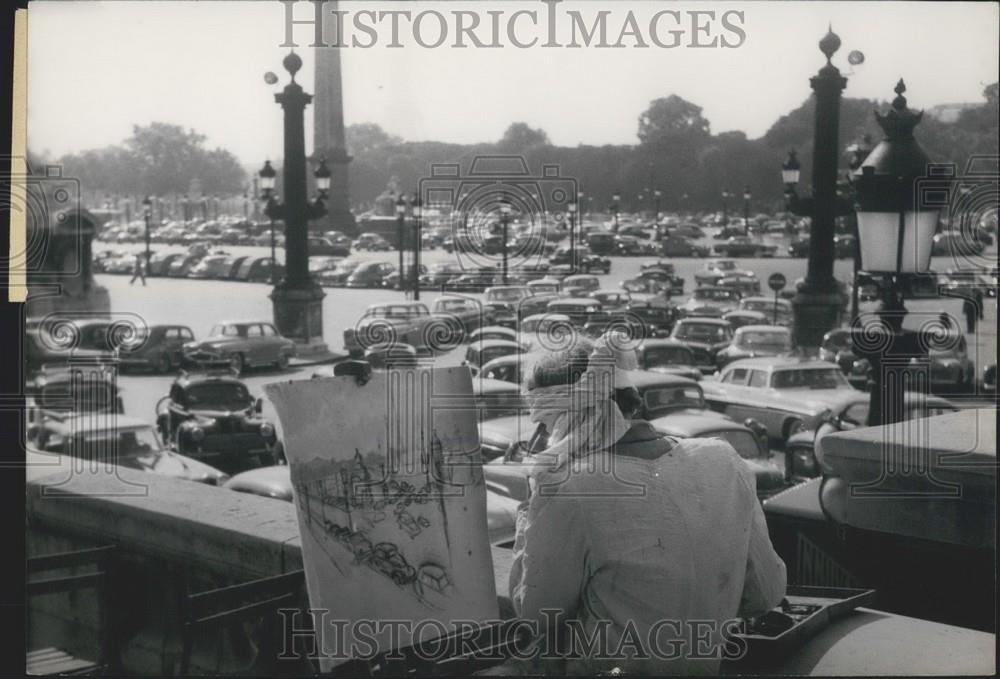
[5,0,998,675]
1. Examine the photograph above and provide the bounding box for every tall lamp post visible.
[781,27,852,350]
[722,189,730,224]
[258,160,279,284]
[499,193,511,284]
[844,134,874,322]
[411,192,423,300]
[611,191,620,232]
[743,187,752,236]
[141,196,153,268]
[261,51,331,355]
[850,79,944,427]
[654,189,662,225]
[567,197,578,265]
[395,193,407,291]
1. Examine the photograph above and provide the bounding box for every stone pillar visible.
[314,1,357,235]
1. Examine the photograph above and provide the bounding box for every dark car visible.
[147,252,185,277]
[188,255,234,279]
[354,232,392,251]
[421,263,465,288]
[670,317,734,373]
[635,339,703,381]
[463,339,525,374]
[622,268,684,296]
[155,370,280,476]
[625,301,677,338]
[309,235,351,257]
[432,297,490,335]
[26,364,124,422]
[232,256,280,283]
[833,234,856,259]
[584,231,617,255]
[788,236,810,258]
[680,286,742,318]
[24,327,115,378]
[548,246,611,274]
[118,324,196,373]
[445,271,498,293]
[382,265,428,290]
[545,297,603,326]
[660,236,710,258]
[182,320,296,372]
[819,328,852,365]
[346,261,395,288]
[318,259,361,287]
[713,237,777,258]
[167,254,202,277]
[27,415,228,485]
[226,255,250,279]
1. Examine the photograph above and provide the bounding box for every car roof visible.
[724,357,835,370]
[521,313,570,322]
[651,414,745,438]
[676,317,729,326]
[563,274,598,282]
[215,319,270,326]
[637,339,690,350]
[548,297,598,305]
[736,325,791,333]
[743,296,788,303]
[470,339,524,349]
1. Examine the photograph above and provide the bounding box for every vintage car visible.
[739,296,793,326]
[517,313,575,352]
[526,278,561,295]
[353,232,392,251]
[233,256,282,283]
[660,235,710,258]
[471,377,528,423]
[622,268,684,296]
[166,254,203,277]
[477,352,543,386]
[833,233,857,258]
[846,332,978,392]
[308,256,343,275]
[27,415,228,485]
[702,358,859,441]
[715,325,794,369]
[694,259,753,287]
[317,259,361,287]
[783,392,958,483]
[561,274,601,297]
[344,302,459,357]
[154,370,280,475]
[635,339,703,381]
[819,327,852,366]
[669,318,734,374]
[24,327,115,378]
[222,465,519,547]
[308,235,351,257]
[717,273,762,297]
[188,255,233,279]
[26,365,124,424]
[420,263,464,288]
[483,286,535,328]
[713,236,777,258]
[381,264,428,290]
[463,339,526,373]
[547,246,611,274]
[363,342,419,369]
[346,261,396,288]
[581,312,647,342]
[545,297,604,326]
[431,297,489,335]
[468,325,519,346]
[584,230,617,255]
[117,324,196,373]
[615,235,657,256]
[444,270,499,293]
[722,309,769,331]
[588,289,631,312]
[787,236,810,258]
[679,286,742,318]
[183,320,296,372]
[147,251,185,277]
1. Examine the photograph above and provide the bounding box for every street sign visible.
[768,273,787,292]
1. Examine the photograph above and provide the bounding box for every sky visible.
[27,1,1000,165]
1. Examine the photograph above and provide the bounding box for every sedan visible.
[715,325,793,369]
[670,318,734,373]
[183,320,296,372]
[635,339,703,381]
[713,237,777,258]
[117,324,196,373]
[680,287,742,318]
[738,297,793,326]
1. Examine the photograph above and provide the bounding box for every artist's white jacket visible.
[507,422,787,675]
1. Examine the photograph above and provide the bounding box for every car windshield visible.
[675,323,728,342]
[185,382,253,410]
[76,427,160,458]
[714,261,737,271]
[707,430,762,460]
[487,289,527,302]
[643,346,695,368]
[694,289,737,301]
[743,300,784,312]
[643,386,705,418]
[736,331,791,351]
[209,324,243,337]
[770,368,849,390]
[435,299,474,312]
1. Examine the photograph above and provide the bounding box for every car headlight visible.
[184,424,206,442]
[260,422,276,440]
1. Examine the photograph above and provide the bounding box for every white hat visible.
[589,330,638,389]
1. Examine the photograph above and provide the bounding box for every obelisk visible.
[314,1,356,235]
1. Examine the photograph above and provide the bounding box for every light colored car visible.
[182,320,296,372]
[715,325,794,369]
[694,259,753,286]
[343,302,457,357]
[739,297,793,326]
[702,358,859,441]
[680,286,742,318]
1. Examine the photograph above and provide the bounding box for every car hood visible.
[646,365,703,380]
[187,337,240,351]
[131,450,228,484]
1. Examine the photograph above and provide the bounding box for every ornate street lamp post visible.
[782,27,852,350]
[261,51,331,355]
[395,193,407,291]
[850,79,944,426]
[567,197,577,266]
[654,189,663,233]
[844,134,874,322]
[722,189,730,224]
[499,193,511,285]
[141,196,153,268]
[411,192,423,300]
[258,160,279,284]
[611,191,620,232]
[743,187,752,236]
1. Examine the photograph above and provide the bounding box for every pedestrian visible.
[963,292,982,333]
[494,336,786,675]
[129,253,147,286]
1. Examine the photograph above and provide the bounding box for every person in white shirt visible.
[500,338,786,675]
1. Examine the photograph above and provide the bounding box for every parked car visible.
[526,278,561,296]
[343,302,440,357]
[722,309,769,331]
[589,289,631,312]
[717,273,761,297]
[363,342,419,369]
[28,415,228,484]
[624,301,677,339]
[545,297,604,326]
[483,286,535,328]
[517,314,576,352]
[783,392,958,483]
[715,325,794,369]
[713,237,777,258]
[155,370,281,476]
[660,235,710,257]
[346,261,395,288]
[788,236,810,258]
[694,259,753,287]
[469,325,519,346]
[92,249,128,273]
[24,327,115,378]
[983,364,997,395]
[667,224,706,239]
[165,254,201,277]
[432,297,489,335]
[547,246,611,274]
[354,232,392,251]
[147,252,185,277]
[233,257,281,283]
[670,318,734,373]
[223,464,519,547]
[308,235,351,257]
[445,270,499,293]
[477,351,544,385]
[615,235,655,256]
[463,339,526,374]
[584,231,617,255]
[680,286,742,318]
[622,268,684,296]
[382,265,428,290]
[188,255,234,279]
[421,263,465,288]
[833,234,856,259]
[702,358,859,441]
[308,256,343,275]
[561,274,601,297]
[118,324,196,373]
[738,296,793,326]
[183,320,296,372]
[847,332,977,392]
[26,364,123,421]
[635,339,703,381]
[317,259,360,287]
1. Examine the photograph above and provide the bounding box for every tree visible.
[345,123,402,156]
[497,123,550,151]
[637,95,711,145]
